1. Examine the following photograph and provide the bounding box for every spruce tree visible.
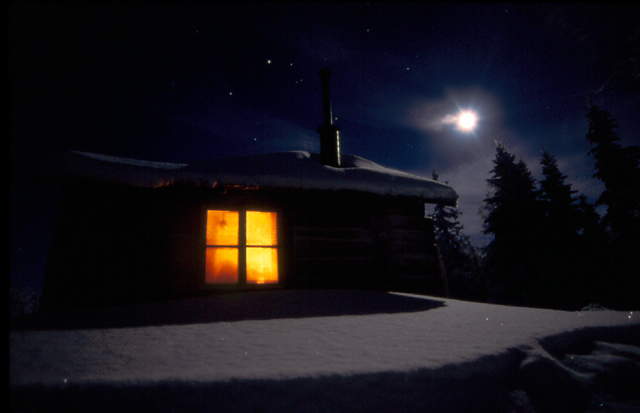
[575,195,610,305]
[585,103,640,308]
[481,144,543,306]
[537,150,583,308]
[539,151,581,232]
[585,104,640,239]
[431,170,484,301]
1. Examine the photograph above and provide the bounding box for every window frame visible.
[203,207,281,288]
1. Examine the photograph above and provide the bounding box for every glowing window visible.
[205,210,278,285]
[246,211,278,284]
[206,210,239,246]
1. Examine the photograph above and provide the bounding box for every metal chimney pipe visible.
[319,68,333,125]
[317,69,341,167]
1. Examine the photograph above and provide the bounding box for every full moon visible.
[457,111,477,132]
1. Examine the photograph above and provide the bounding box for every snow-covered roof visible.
[44,150,459,205]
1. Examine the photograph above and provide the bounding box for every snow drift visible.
[10,290,639,412]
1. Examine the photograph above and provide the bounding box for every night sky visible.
[10,2,640,291]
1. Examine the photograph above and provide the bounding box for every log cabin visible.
[38,70,458,311]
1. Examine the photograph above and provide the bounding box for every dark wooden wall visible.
[40,183,446,311]
[40,183,205,310]
[287,191,445,294]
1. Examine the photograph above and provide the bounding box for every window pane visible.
[246,247,278,284]
[205,248,238,284]
[206,210,239,246]
[246,211,278,246]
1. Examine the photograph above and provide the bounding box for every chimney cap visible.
[318,68,332,77]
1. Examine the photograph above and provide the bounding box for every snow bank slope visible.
[10,291,639,412]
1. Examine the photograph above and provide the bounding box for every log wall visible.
[40,183,447,311]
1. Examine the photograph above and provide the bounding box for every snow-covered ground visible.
[10,290,640,412]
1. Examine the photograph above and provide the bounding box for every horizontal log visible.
[385,229,430,243]
[294,227,374,241]
[294,257,376,279]
[379,214,429,230]
[295,239,376,258]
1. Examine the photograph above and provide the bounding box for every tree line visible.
[432,103,639,310]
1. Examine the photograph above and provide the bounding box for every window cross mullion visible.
[238,210,247,285]
[205,209,279,285]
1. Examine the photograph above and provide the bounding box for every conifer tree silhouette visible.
[585,104,640,308]
[432,170,484,301]
[481,145,543,306]
[537,150,584,308]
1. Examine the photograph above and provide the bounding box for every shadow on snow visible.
[10,289,446,331]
